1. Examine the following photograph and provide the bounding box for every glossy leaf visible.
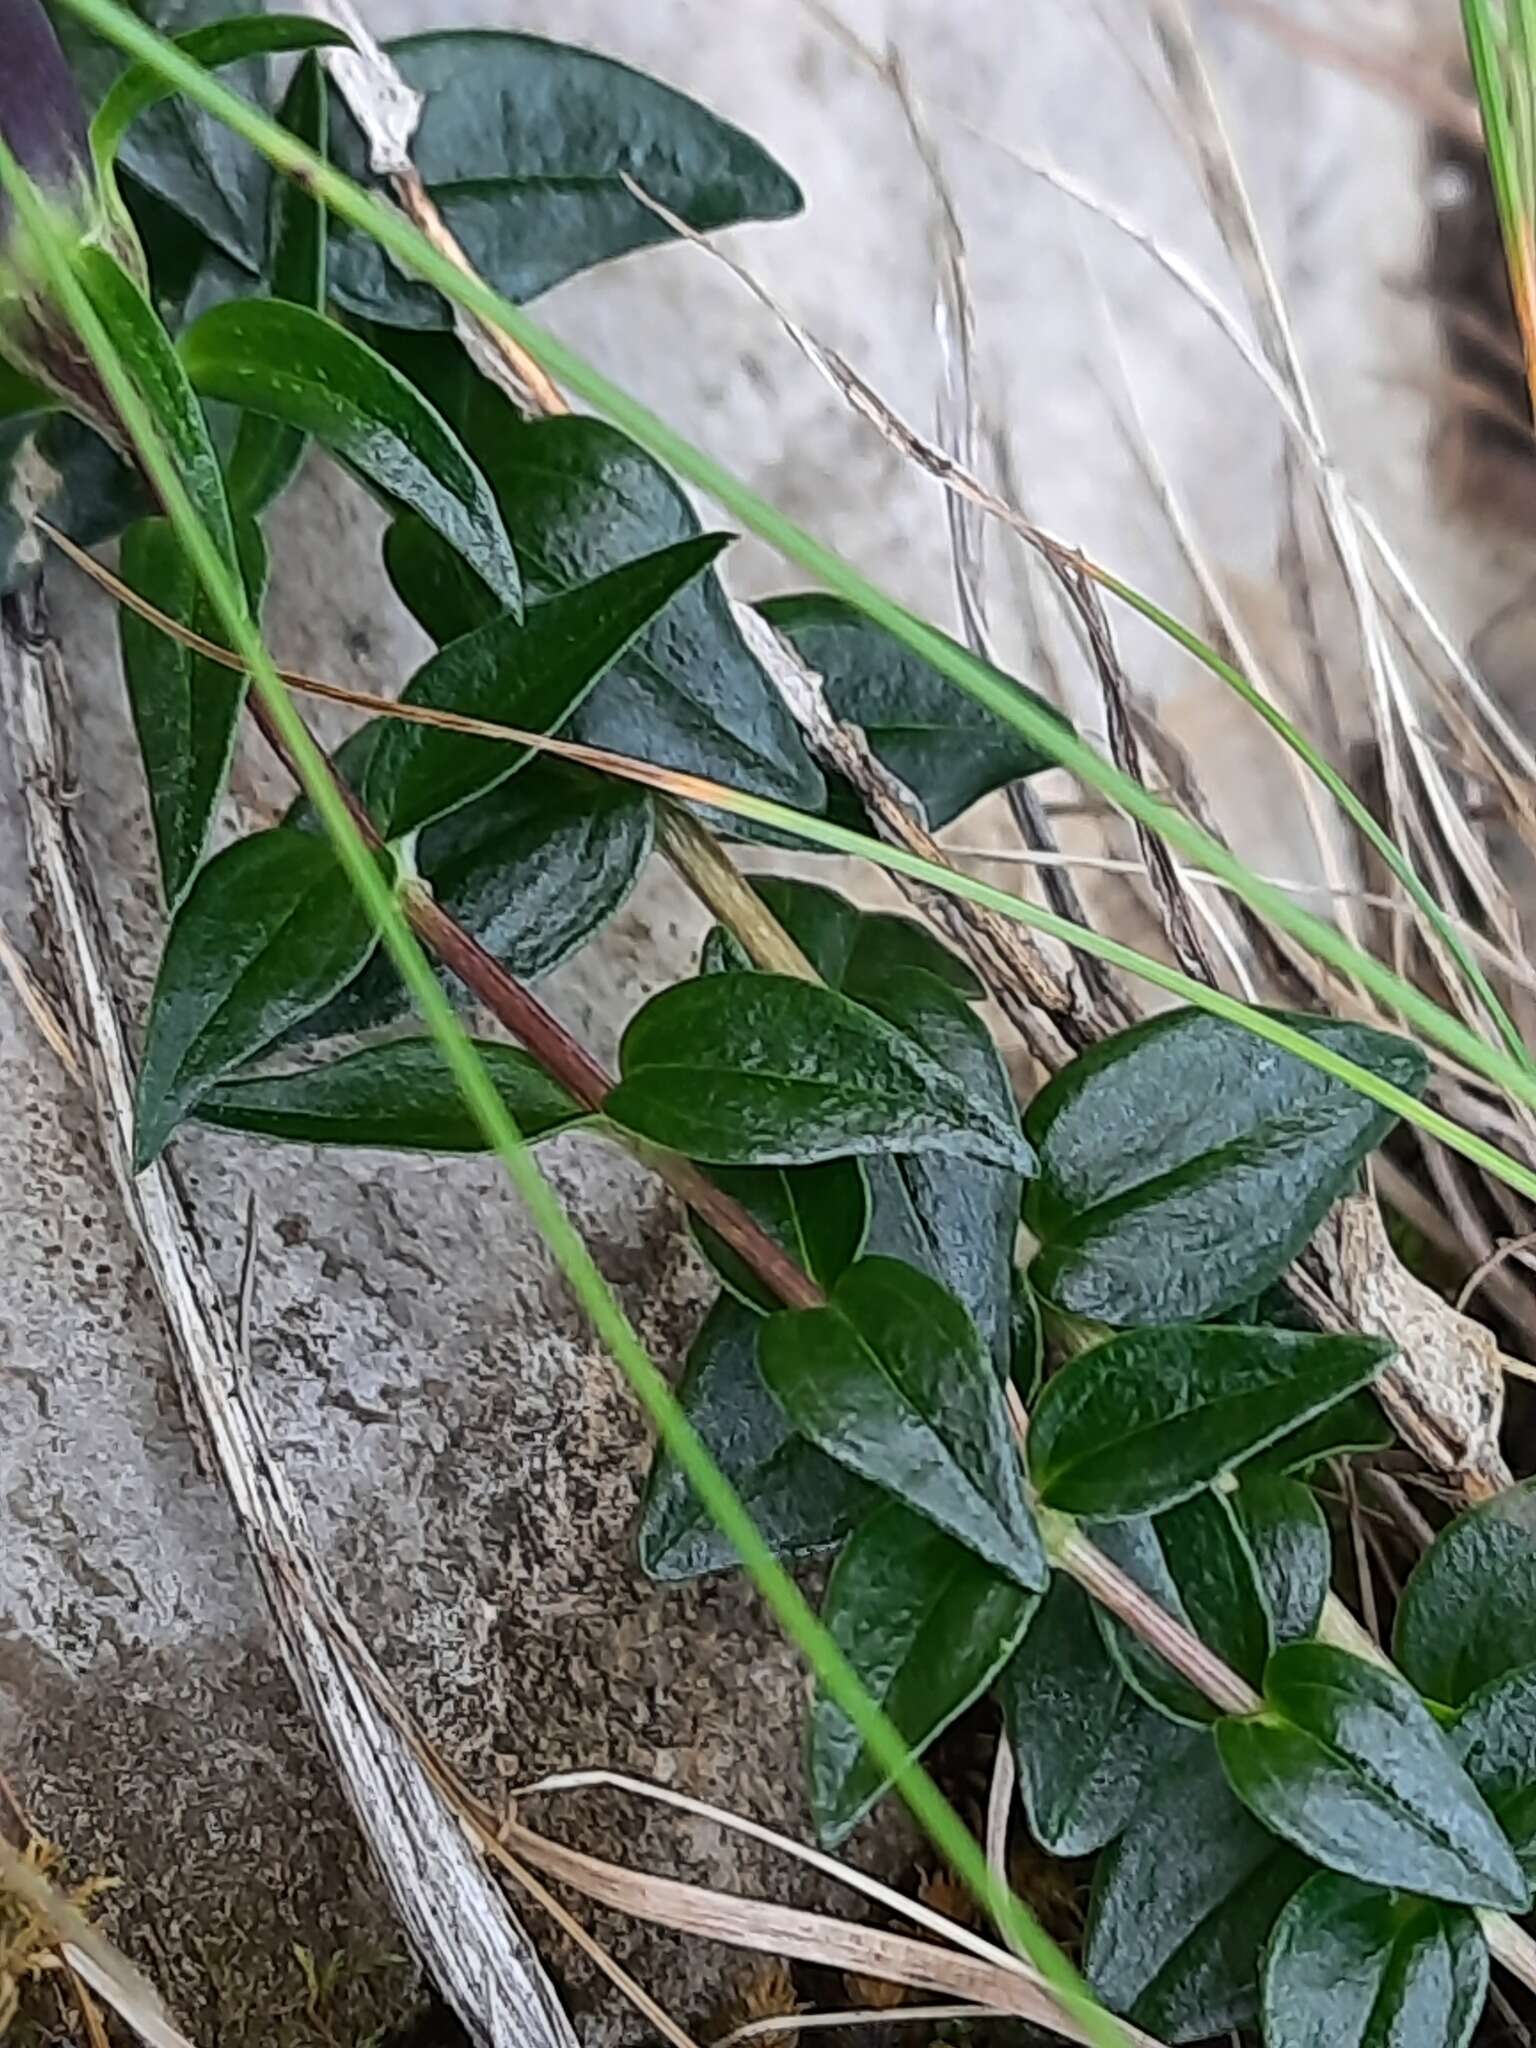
[864,969,1026,1366]
[998,1574,1188,1858]
[809,1500,1037,1846]
[388,413,825,807]
[692,1160,868,1315]
[382,509,495,646]
[1394,1479,1536,1708]
[325,29,802,326]
[1024,1006,1428,1325]
[134,828,384,1168]
[700,875,981,999]
[757,593,1066,827]
[1028,1323,1390,1518]
[609,974,1035,1173]
[638,1295,871,1582]
[1253,1390,1395,1475]
[225,51,328,519]
[180,300,521,612]
[1010,1268,1043,1404]
[1232,1469,1331,1645]
[1085,1734,1309,2041]
[1095,1492,1271,1724]
[294,763,654,1043]
[758,1257,1046,1591]
[1450,1663,1536,1874]
[74,245,234,570]
[1216,1642,1530,1910]
[1262,1872,1486,2048]
[90,13,344,164]
[363,536,725,839]
[196,1039,583,1152]
[119,513,267,907]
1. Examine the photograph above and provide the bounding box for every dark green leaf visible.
[1025,1006,1428,1325]
[226,51,328,520]
[1010,1268,1043,1404]
[75,245,235,570]
[90,13,345,164]
[608,974,1035,1172]
[1262,1872,1486,2048]
[0,411,146,596]
[119,513,268,907]
[998,1574,1188,1858]
[809,1499,1037,1846]
[391,414,825,807]
[699,876,980,999]
[179,300,521,612]
[1085,1733,1309,2041]
[293,764,653,1044]
[1450,1663,1536,1875]
[638,1296,871,1582]
[1027,1323,1390,1518]
[1232,1469,1331,1645]
[325,30,802,326]
[50,0,275,271]
[134,827,384,1168]
[1216,1642,1530,1909]
[1252,1391,1395,1475]
[1394,1479,1536,1708]
[0,364,51,420]
[1095,1492,1272,1724]
[856,969,1026,1374]
[756,594,1068,827]
[692,1160,868,1315]
[196,1038,583,1152]
[363,536,725,839]
[758,1256,1046,1591]
[383,509,497,647]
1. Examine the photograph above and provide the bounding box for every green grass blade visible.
[42,0,1536,1125]
[626,773,1536,1205]
[0,137,1128,2048]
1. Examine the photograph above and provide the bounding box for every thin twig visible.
[1457,1228,1536,1312]
[1059,565,1219,989]
[716,2004,992,2048]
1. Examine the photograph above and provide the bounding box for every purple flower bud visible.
[0,2,130,444]
[0,0,92,231]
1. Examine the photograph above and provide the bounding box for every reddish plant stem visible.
[406,882,823,1310]
[246,695,826,1312]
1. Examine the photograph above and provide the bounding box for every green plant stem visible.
[42,0,1536,1124]
[0,141,1128,2048]
[241,655,823,1313]
[639,778,1536,1204]
[401,878,824,1312]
